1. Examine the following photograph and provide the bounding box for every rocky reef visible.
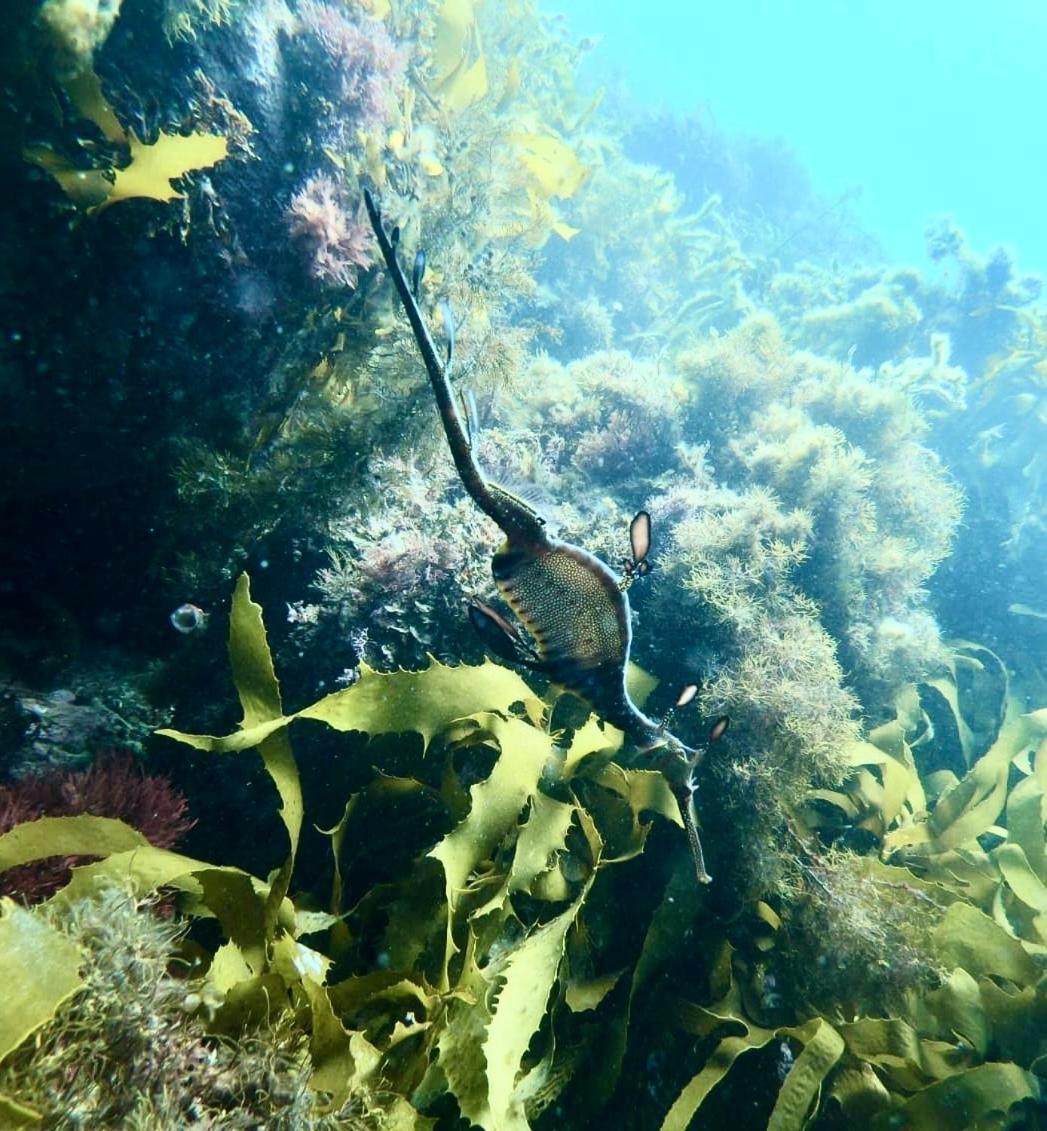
[1,0,1046,1128]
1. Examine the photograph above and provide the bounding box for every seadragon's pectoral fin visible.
[467,598,550,671]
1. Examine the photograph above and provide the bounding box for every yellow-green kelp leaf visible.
[431,0,488,111]
[666,977,845,1131]
[471,791,576,919]
[300,659,542,746]
[507,792,575,894]
[843,737,922,829]
[301,975,381,1112]
[97,130,229,210]
[977,978,1047,1067]
[562,714,620,779]
[0,815,147,874]
[27,131,230,213]
[626,662,659,708]
[662,1030,763,1131]
[193,869,271,975]
[1006,773,1047,880]
[884,709,1047,858]
[45,843,265,917]
[595,765,680,828]
[271,932,331,986]
[63,69,127,144]
[826,1063,891,1125]
[22,146,113,209]
[210,940,254,995]
[564,968,625,1013]
[229,572,282,727]
[160,654,540,756]
[432,0,476,78]
[437,946,491,1125]
[430,714,552,900]
[994,842,1047,913]
[484,887,593,1129]
[933,903,1039,986]
[885,1061,1040,1131]
[225,573,302,938]
[507,133,589,199]
[767,1018,844,1131]
[922,674,978,768]
[430,713,553,983]
[0,901,83,1064]
[920,968,988,1058]
[441,53,488,112]
[22,45,230,214]
[839,1016,966,1091]
[0,813,290,958]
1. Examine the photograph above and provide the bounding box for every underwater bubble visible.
[170,604,207,635]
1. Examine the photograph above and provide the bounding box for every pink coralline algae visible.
[287,174,373,287]
[0,751,194,904]
[295,0,407,136]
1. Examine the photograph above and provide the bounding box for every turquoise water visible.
[560,0,1047,278]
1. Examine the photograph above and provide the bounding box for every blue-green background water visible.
[559,0,1047,277]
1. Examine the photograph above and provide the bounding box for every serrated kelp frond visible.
[4,577,1046,1128]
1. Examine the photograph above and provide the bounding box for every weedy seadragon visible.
[364,189,726,883]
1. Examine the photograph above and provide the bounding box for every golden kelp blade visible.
[98,131,229,210]
[507,132,589,199]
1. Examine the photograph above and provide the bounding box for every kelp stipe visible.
[364,188,721,883]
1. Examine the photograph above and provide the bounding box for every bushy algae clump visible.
[0,884,330,1128]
